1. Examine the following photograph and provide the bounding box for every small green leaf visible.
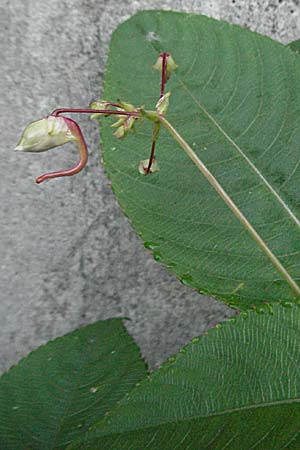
[71,304,300,449]
[0,319,147,449]
[102,11,300,309]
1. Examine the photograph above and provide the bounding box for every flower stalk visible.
[160,52,169,98]
[145,121,160,175]
[145,52,176,174]
[51,108,139,118]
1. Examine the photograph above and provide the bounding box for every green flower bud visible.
[89,100,110,110]
[156,92,171,115]
[112,115,137,139]
[117,100,136,112]
[138,158,160,175]
[15,115,76,152]
[111,117,126,128]
[89,100,111,119]
[124,116,137,132]
[113,125,126,139]
[153,53,178,80]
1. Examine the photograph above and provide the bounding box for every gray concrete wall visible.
[1,0,300,372]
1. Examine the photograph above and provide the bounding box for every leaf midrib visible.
[97,396,300,437]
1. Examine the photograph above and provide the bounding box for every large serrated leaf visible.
[70,304,300,449]
[101,10,300,309]
[0,319,147,449]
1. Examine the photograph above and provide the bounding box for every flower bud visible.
[117,100,136,112]
[15,115,76,152]
[113,124,126,139]
[138,158,160,175]
[111,117,126,128]
[112,115,137,139]
[124,116,137,132]
[156,92,171,115]
[153,53,178,80]
[89,100,111,119]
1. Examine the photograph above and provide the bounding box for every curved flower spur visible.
[14,52,176,184]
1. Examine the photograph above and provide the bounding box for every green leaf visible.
[0,319,147,449]
[70,304,300,449]
[101,11,300,309]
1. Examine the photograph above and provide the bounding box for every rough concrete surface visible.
[1,0,300,372]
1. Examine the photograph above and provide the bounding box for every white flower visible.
[15,115,76,152]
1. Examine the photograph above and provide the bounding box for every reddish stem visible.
[160,52,170,98]
[35,117,88,184]
[51,108,139,117]
[146,139,157,174]
[146,122,160,175]
[146,53,169,174]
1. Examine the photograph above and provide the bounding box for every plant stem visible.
[160,52,169,98]
[51,108,139,118]
[146,53,169,173]
[146,122,161,174]
[159,115,300,297]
